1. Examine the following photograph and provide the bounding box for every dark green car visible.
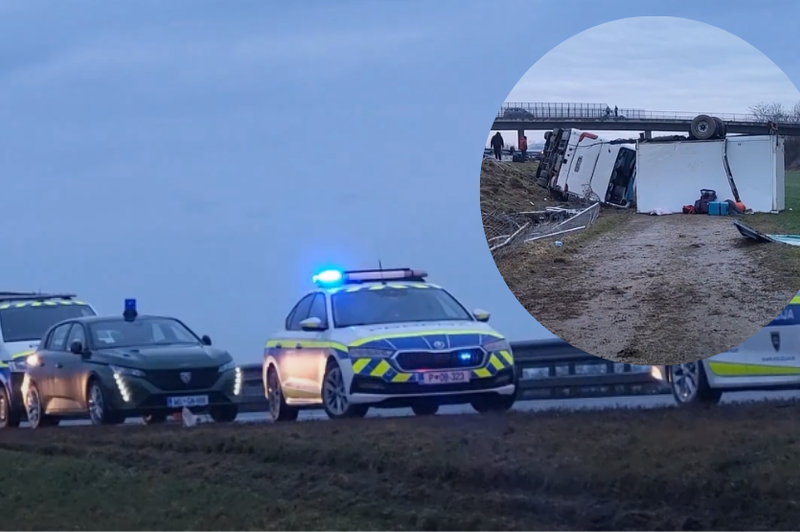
[22,314,242,428]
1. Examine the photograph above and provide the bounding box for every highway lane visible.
[28,389,800,428]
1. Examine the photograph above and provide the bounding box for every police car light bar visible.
[312,268,428,286]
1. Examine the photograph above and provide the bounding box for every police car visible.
[653,292,800,405]
[0,292,97,427]
[262,268,517,421]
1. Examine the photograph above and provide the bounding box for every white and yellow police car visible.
[262,268,517,421]
[653,292,800,405]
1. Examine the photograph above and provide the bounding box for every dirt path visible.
[524,214,796,365]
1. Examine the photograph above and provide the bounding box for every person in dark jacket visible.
[490,132,504,160]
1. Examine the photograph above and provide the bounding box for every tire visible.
[142,412,168,425]
[714,117,727,139]
[0,385,20,428]
[669,361,722,406]
[321,360,368,420]
[209,404,238,423]
[266,366,298,422]
[470,393,516,414]
[25,380,49,429]
[86,379,118,426]
[411,403,439,416]
[689,114,717,140]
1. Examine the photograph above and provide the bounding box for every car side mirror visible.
[70,341,85,355]
[201,335,212,346]
[472,308,490,322]
[300,317,325,331]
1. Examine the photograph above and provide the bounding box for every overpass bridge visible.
[492,102,800,141]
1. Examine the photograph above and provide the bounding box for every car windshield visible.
[0,302,96,343]
[330,286,473,328]
[88,317,201,349]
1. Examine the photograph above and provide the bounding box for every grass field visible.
[3,402,800,530]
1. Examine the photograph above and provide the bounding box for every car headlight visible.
[109,365,145,377]
[8,359,28,372]
[348,347,394,358]
[218,360,237,373]
[482,338,511,353]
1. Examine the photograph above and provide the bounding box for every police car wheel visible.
[322,361,366,419]
[0,387,20,428]
[411,403,439,416]
[267,367,298,422]
[210,404,238,423]
[669,362,722,406]
[470,393,515,414]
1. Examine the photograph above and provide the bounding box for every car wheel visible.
[25,381,47,429]
[669,361,722,406]
[266,367,298,422]
[411,403,439,416]
[689,114,717,140]
[0,385,20,428]
[322,360,367,420]
[142,412,168,425]
[209,404,238,423]
[470,393,516,414]
[87,379,117,425]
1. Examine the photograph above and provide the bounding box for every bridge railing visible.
[236,339,670,413]
[497,102,800,124]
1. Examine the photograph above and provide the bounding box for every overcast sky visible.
[489,16,800,147]
[2,3,800,359]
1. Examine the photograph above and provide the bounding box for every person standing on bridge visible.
[490,132,504,160]
[614,106,618,117]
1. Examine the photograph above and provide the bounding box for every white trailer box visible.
[635,135,785,214]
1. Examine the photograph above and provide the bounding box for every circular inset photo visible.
[482,16,800,366]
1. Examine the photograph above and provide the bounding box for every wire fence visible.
[496,102,800,124]
[484,201,601,259]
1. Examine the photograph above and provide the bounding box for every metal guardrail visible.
[236,339,669,412]
[497,102,800,125]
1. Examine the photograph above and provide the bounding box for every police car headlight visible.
[348,347,394,359]
[8,359,28,372]
[482,338,511,353]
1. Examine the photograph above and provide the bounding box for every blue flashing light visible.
[313,269,344,285]
[458,352,472,362]
[124,298,137,311]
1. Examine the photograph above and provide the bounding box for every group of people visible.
[605,105,619,118]
[489,131,528,161]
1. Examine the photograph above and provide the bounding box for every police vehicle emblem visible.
[433,340,446,349]
[180,371,192,384]
[771,332,781,352]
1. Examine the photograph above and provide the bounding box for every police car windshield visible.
[331,286,472,328]
[88,317,202,349]
[0,302,96,343]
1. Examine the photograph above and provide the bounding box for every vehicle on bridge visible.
[262,267,517,421]
[19,299,242,428]
[0,292,98,428]
[652,292,800,405]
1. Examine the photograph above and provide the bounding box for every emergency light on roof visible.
[123,298,138,321]
[312,268,428,287]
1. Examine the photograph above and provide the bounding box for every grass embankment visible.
[3,402,800,530]
[739,170,800,289]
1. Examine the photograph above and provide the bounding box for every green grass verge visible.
[3,403,800,530]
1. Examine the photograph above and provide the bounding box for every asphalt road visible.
[30,389,800,428]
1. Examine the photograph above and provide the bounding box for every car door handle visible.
[296,343,303,349]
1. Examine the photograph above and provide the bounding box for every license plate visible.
[167,395,209,408]
[421,371,471,384]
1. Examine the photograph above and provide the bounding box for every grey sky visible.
[490,16,800,146]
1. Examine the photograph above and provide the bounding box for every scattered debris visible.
[733,220,800,246]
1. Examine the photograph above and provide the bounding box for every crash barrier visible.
[236,338,670,411]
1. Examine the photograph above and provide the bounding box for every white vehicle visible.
[651,293,800,405]
[262,268,517,421]
[0,292,98,427]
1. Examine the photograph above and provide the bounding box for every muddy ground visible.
[497,212,796,365]
[3,401,800,530]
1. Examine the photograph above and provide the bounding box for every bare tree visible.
[750,101,800,124]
